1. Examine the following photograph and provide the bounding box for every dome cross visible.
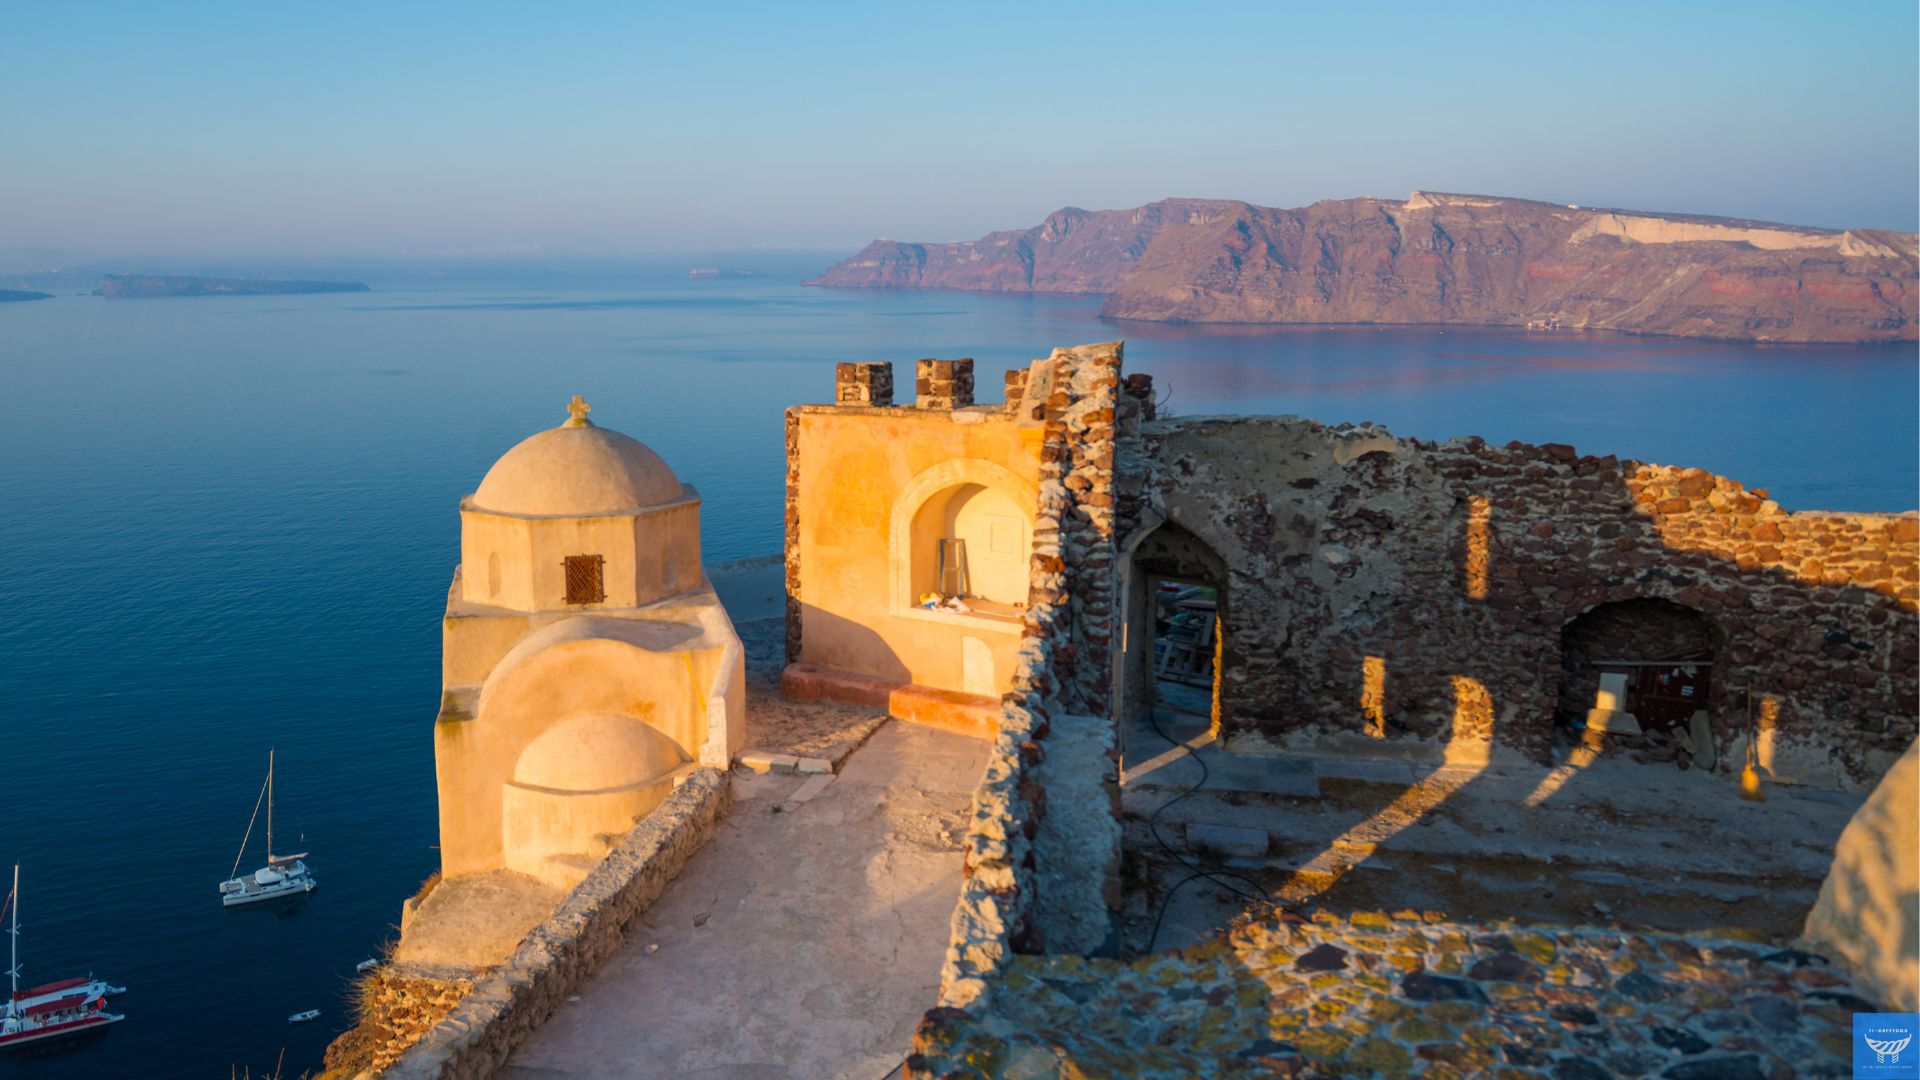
[565,395,592,426]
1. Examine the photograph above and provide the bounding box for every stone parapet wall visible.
[322,971,476,1077]
[1131,417,1917,784]
[938,343,1126,1006]
[371,770,729,1079]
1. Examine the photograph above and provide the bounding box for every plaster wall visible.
[457,493,702,613]
[1802,740,1919,1010]
[434,592,744,881]
[788,405,1042,695]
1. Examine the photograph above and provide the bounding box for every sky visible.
[2,1,1916,265]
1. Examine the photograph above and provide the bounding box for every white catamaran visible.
[219,750,315,906]
[1,865,126,1050]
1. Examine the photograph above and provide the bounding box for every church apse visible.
[433,397,745,891]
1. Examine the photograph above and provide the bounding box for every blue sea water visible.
[0,271,1912,1077]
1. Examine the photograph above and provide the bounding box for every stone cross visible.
[566,395,591,425]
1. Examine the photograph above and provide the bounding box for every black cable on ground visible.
[1141,699,1284,952]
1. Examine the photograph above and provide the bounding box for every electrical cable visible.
[1140,687,1284,953]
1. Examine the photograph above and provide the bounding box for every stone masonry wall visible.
[322,971,476,1077]
[939,343,1126,1005]
[372,769,729,1079]
[1130,417,1917,785]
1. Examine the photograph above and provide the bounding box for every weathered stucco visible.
[1803,740,1919,1010]
[433,403,746,892]
[785,384,1044,697]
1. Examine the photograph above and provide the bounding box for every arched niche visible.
[889,459,1037,618]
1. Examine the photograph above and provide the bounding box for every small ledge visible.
[898,602,1025,635]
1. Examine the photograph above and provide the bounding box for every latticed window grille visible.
[564,554,605,605]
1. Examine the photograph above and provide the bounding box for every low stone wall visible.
[324,971,476,1076]
[938,343,1125,1006]
[375,769,729,1079]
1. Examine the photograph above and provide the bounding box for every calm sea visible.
[0,268,1913,1077]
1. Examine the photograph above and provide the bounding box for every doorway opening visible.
[1122,521,1229,732]
[1557,597,1722,762]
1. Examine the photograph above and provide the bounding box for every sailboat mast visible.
[8,864,19,1009]
[267,748,275,861]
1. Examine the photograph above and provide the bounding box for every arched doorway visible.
[1120,521,1229,731]
[1557,598,1723,758]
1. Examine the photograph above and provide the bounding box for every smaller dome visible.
[470,397,683,517]
[514,713,688,792]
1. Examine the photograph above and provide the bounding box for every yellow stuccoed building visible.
[432,396,745,891]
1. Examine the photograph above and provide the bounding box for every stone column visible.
[915,358,974,409]
[834,361,893,406]
[1003,367,1029,415]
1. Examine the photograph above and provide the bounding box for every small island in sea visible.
[688,266,767,279]
[93,274,371,298]
[0,288,53,303]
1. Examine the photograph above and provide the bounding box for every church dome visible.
[470,396,683,517]
[513,712,688,792]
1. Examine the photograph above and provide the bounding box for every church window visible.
[564,555,605,605]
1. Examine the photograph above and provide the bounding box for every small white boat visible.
[354,958,381,974]
[288,1009,321,1024]
[1,866,127,1051]
[219,749,316,907]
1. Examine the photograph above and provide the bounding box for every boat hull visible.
[0,1011,124,1050]
[220,877,315,906]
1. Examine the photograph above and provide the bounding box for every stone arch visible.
[1556,597,1725,752]
[1118,515,1233,732]
[889,458,1037,613]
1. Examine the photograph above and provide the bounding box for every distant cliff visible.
[807,193,1918,343]
[0,288,52,303]
[94,274,370,298]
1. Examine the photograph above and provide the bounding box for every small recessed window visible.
[564,555,605,605]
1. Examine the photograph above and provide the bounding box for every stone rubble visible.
[908,910,1872,1079]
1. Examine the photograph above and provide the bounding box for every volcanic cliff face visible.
[807,192,1918,343]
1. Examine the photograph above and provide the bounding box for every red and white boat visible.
[1,866,126,1050]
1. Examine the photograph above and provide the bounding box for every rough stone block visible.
[794,756,834,775]
[738,751,799,774]
[1585,709,1643,736]
[834,361,893,406]
[916,357,975,409]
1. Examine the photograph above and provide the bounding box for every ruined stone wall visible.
[1130,417,1918,784]
[940,343,1126,1005]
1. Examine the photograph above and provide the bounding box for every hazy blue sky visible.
[3,1,1915,263]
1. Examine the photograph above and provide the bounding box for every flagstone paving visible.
[907,909,1871,1078]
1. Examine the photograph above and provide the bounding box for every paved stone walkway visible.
[506,720,987,1079]
[909,909,1872,1079]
